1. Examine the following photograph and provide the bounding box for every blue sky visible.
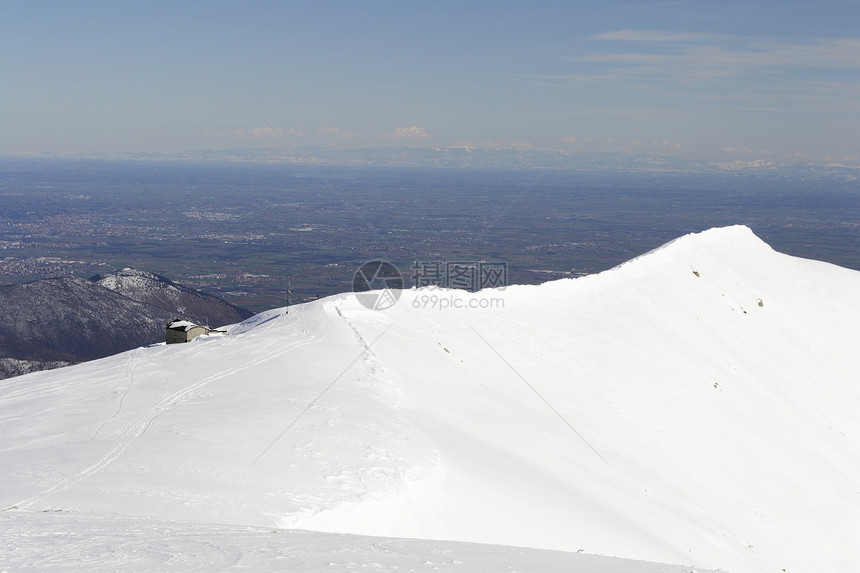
[2,1,859,165]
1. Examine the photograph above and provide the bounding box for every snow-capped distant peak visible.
[94,267,179,294]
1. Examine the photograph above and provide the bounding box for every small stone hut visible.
[165,320,224,344]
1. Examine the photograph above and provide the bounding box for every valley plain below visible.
[0,158,857,312]
[1,158,859,571]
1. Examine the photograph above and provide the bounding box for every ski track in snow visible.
[86,347,142,443]
[10,306,321,512]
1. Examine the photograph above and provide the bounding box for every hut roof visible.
[167,320,200,332]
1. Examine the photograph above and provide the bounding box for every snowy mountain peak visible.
[91,267,252,328]
[93,267,180,294]
[2,227,858,573]
[664,223,771,256]
[608,224,770,275]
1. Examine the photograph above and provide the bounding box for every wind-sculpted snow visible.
[2,226,858,573]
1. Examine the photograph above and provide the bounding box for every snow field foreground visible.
[1,511,716,573]
[1,225,858,572]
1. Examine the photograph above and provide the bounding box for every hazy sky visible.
[2,1,859,164]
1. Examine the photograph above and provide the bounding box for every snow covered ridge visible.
[2,225,859,573]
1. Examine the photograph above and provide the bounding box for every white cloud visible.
[544,33,860,119]
[715,159,776,171]
[560,136,596,147]
[648,140,682,149]
[580,36,860,78]
[317,127,357,139]
[232,127,301,139]
[722,146,769,155]
[591,30,723,43]
[378,126,431,140]
[453,139,534,151]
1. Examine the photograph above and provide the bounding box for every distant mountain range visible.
[0,268,252,379]
[13,147,860,179]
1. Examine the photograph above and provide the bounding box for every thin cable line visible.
[252,321,394,464]
[466,321,608,465]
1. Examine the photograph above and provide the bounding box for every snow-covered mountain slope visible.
[2,226,858,573]
[0,512,715,573]
[0,269,252,380]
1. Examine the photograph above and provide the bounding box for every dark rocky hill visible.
[91,268,252,329]
[0,271,253,380]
